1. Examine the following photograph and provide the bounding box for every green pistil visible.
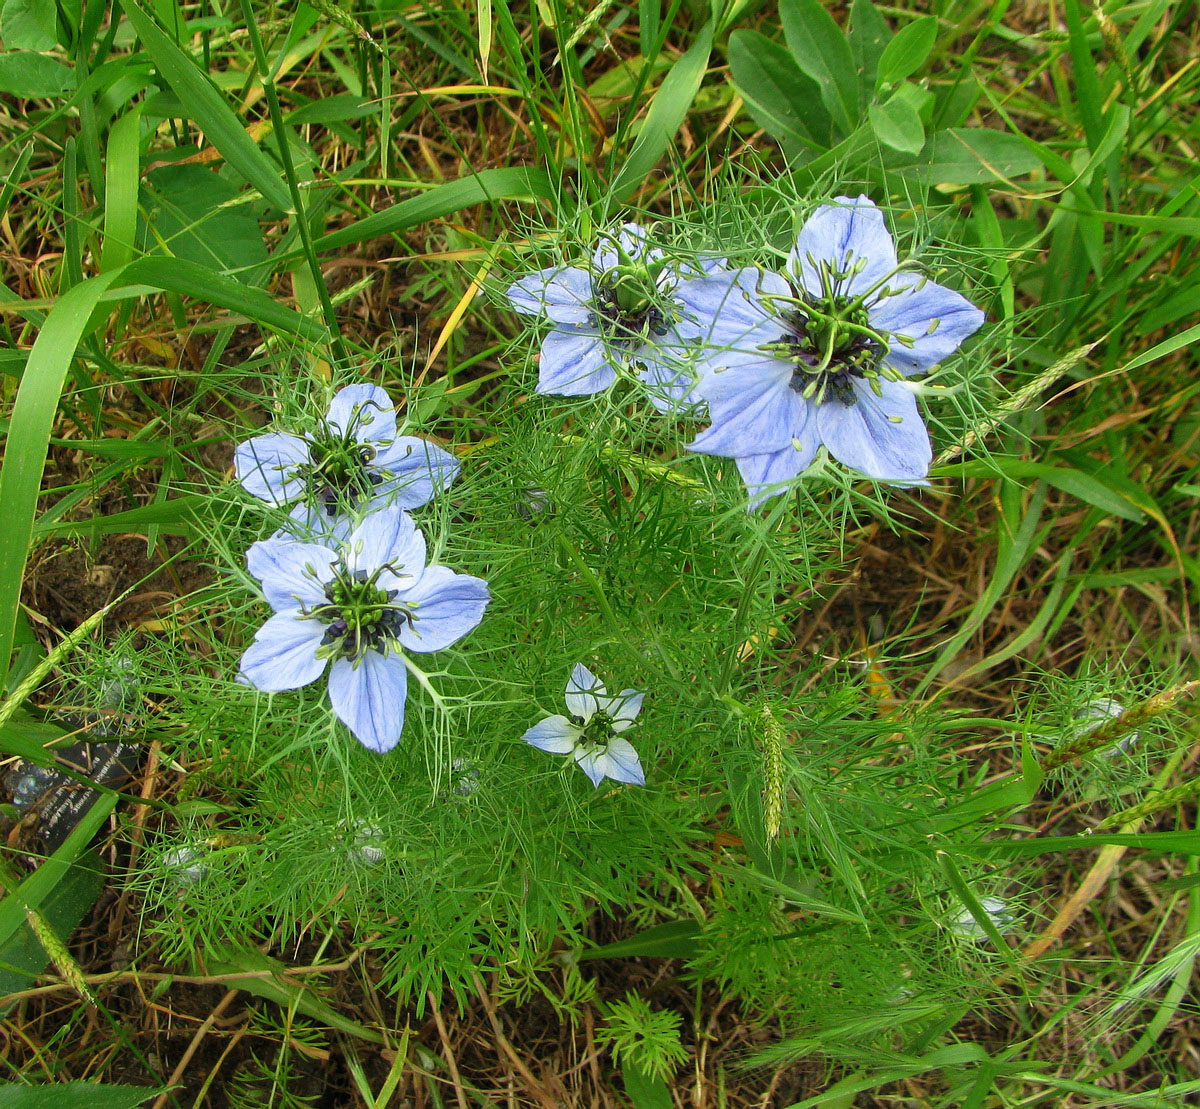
[761,292,887,408]
[590,257,672,343]
[310,564,413,662]
[569,708,617,751]
[303,433,385,516]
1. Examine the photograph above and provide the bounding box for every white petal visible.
[522,715,581,754]
[573,746,608,787]
[789,196,898,301]
[370,436,460,508]
[565,664,605,721]
[537,328,615,396]
[598,737,645,785]
[601,690,644,730]
[816,379,931,482]
[395,566,490,653]
[507,266,594,325]
[345,506,426,582]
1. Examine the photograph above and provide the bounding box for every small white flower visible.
[347,820,385,866]
[1072,697,1139,757]
[521,664,646,788]
[162,846,207,886]
[948,896,1014,941]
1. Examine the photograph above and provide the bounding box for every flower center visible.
[570,708,617,750]
[588,260,672,345]
[761,291,886,407]
[308,563,415,662]
[302,436,384,517]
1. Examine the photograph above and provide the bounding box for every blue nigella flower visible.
[507,223,718,410]
[521,664,646,787]
[234,383,460,534]
[239,506,489,752]
[675,196,985,503]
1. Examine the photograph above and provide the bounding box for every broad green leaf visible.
[120,0,291,212]
[727,30,831,148]
[34,492,205,538]
[610,22,712,201]
[0,271,122,684]
[780,0,858,135]
[286,92,375,125]
[141,164,268,278]
[314,166,553,251]
[204,945,386,1043]
[577,921,701,961]
[98,105,141,274]
[875,15,937,89]
[0,51,73,96]
[0,851,104,997]
[952,831,1200,858]
[0,794,117,954]
[868,93,924,154]
[940,458,1147,522]
[0,1083,164,1108]
[622,1065,672,1109]
[907,127,1043,185]
[848,0,890,100]
[0,0,57,51]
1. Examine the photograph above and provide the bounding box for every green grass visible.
[1,0,1199,1105]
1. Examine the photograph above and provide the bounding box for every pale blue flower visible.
[521,664,645,787]
[507,223,718,410]
[239,506,489,753]
[948,896,1015,941]
[676,196,985,503]
[234,383,460,533]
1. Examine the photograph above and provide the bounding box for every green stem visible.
[718,538,771,694]
[235,0,350,369]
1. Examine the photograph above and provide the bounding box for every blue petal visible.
[689,369,806,457]
[565,664,604,721]
[789,196,898,301]
[522,715,580,754]
[234,433,310,504]
[345,507,426,582]
[239,612,328,691]
[370,436,461,509]
[816,380,931,481]
[537,328,616,396]
[326,384,398,442]
[592,222,658,272]
[674,268,789,348]
[396,565,490,653]
[868,272,985,376]
[508,266,594,325]
[275,504,354,544]
[328,651,408,752]
[736,438,818,507]
[246,538,338,610]
[598,737,645,786]
[637,330,703,412]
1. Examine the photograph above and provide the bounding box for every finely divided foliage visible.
[15,0,1196,1099]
